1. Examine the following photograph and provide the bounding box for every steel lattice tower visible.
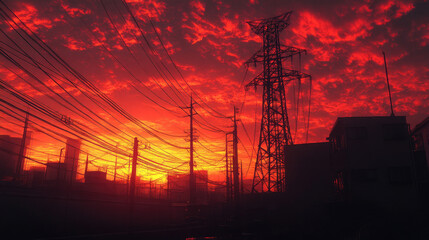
[246,12,311,193]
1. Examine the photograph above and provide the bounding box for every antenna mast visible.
[383,51,395,117]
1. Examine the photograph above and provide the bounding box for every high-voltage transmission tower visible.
[245,12,311,193]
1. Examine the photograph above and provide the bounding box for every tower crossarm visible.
[244,48,263,66]
[283,69,312,83]
[244,72,264,90]
[245,69,311,90]
[245,46,307,67]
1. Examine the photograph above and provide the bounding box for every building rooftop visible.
[329,115,407,137]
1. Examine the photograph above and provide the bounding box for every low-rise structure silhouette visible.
[329,116,417,208]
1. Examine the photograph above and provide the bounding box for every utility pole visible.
[383,51,395,117]
[15,111,29,181]
[114,144,118,183]
[241,159,244,194]
[189,95,196,206]
[167,172,170,201]
[127,154,131,196]
[232,107,240,200]
[149,178,152,200]
[84,154,89,179]
[57,147,64,183]
[225,133,230,201]
[129,137,138,211]
[69,148,76,185]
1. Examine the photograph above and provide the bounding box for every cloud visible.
[125,0,166,21]
[60,1,91,18]
[1,0,428,180]
[10,3,54,32]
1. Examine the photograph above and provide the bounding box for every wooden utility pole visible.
[232,107,240,200]
[225,133,230,201]
[127,154,131,196]
[129,137,138,210]
[114,146,118,183]
[15,111,29,180]
[57,148,64,183]
[69,148,76,185]
[149,178,152,200]
[241,159,244,194]
[189,95,196,205]
[84,154,89,180]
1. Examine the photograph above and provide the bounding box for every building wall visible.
[0,135,23,180]
[167,170,208,203]
[329,117,417,208]
[64,138,81,183]
[413,118,429,174]
[285,142,332,206]
[412,117,429,199]
[45,162,67,182]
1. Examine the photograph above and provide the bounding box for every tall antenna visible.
[383,51,395,117]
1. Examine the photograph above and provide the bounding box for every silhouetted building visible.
[412,116,429,198]
[412,117,429,174]
[81,170,110,194]
[285,142,332,205]
[329,116,417,208]
[0,134,31,181]
[45,162,67,182]
[64,138,81,183]
[168,170,208,204]
[85,171,107,184]
[24,166,45,186]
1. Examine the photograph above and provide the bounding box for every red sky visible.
[0,0,428,183]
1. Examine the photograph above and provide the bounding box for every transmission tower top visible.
[247,11,292,36]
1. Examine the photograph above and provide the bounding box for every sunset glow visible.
[0,0,428,186]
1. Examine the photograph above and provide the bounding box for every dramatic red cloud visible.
[125,0,166,21]
[10,3,55,31]
[61,1,91,18]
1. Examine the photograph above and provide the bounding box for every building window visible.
[383,124,408,141]
[351,169,378,183]
[347,127,368,140]
[388,167,412,185]
[412,133,424,151]
[331,135,345,152]
[334,171,344,192]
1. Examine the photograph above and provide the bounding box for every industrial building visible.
[85,171,107,184]
[328,116,417,208]
[64,138,81,183]
[412,116,429,199]
[412,116,429,172]
[0,134,31,181]
[167,170,208,204]
[24,166,45,186]
[45,162,67,183]
[284,142,332,206]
